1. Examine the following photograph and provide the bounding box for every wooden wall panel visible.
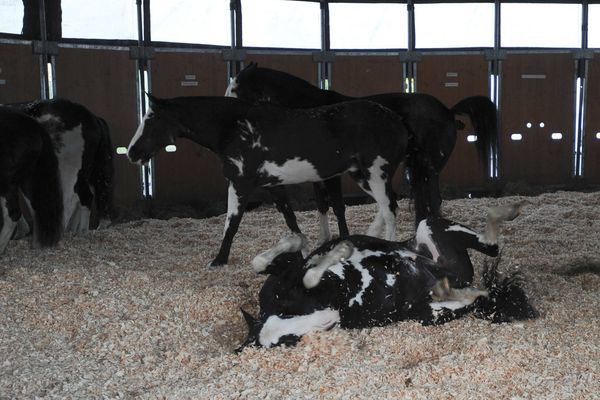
[0,42,41,103]
[584,56,600,183]
[333,55,403,96]
[54,47,140,208]
[500,54,575,185]
[418,55,490,188]
[150,52,228,204]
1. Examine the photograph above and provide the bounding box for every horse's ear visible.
[146,92,162,107]
[240,308,258,329]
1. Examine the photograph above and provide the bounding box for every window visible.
[589,5,600,48]
[151,0,230,45]
[62,0,137,40]
[242,0,320,48]
[415,3,494,48]
[501,3,581,48]
[0,0,23,34]
[330,3,407,49]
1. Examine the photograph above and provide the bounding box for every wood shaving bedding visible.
[1,192,599,399]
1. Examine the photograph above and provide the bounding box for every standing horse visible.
[0,107,63,253]
[127,95,408,266]
[238,202,536,350]
[226,63,499,240]
[19,99,114,234]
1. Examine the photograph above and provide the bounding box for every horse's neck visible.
[175,98,248,152]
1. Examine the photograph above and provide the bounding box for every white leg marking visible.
[223,183,240,238]
[317,212,332,245]
[0,197,17,253]
[303,241,354,289]
[251,233,308,273]
[258,308,340,348]
[76,206,91,235]
[364,156,396,241]
[366,209,384,238]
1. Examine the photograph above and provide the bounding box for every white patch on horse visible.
[223,183,240,238]
[224,78,238,98]
[317,212,331,245]
[238,120,264,150]
[348,261,374,307]
[51,122,85,233]
[446,224,482,240]
[385,273,397,287]
[258,308,340,348]
[259,157,322,185]
[127,108,154,163]
[415,220,440,262]
[228,156,245,176]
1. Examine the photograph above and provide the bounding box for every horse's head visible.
[127,94,180,165]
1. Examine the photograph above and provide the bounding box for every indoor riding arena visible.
[1,1,599,398]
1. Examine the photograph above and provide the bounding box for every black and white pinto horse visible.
[238,202,537,350]
[127,95,408,266]
[18,99,114,235]
[226,63,499,241]
[0,107,63,253]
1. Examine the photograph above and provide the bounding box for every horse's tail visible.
[451,96,499,166]
[472,256,539,323]
[91,117,114,223]
[31,129,63,247]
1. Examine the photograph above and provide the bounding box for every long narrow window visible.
[415,3,494,48]
[242,0,320,49]
[329,3,407,49]
[0,0,23,34]
[589,5,600,48]
[62,0,137,39]
[501,3,581,48]
[150,0,230,45]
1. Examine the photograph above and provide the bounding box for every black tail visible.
[90,117,114,221]
[474,256,539,323]
[451,96,499,167]
[31,131,63,247]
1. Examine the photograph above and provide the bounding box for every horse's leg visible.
[0,196,18,253]
[324,177,349,238]
[483,201,526,245]
[303,240,354,289]
[211,180,252,267]
[313,182,331,244]
[269,186,301,234]
[73,175,93,235]
[251,232,308,273]
[12,216,31,240]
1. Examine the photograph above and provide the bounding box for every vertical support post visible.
[317,0,332,89]
[402,1,417,93]
[226,0,244,82]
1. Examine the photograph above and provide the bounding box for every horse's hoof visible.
[208,259,226,268]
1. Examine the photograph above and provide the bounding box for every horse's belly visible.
[258,158,323,185]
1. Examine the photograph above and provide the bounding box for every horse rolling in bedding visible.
[127,95,408,266]
[0,106,63,254]
[226,63,499,242]
[238,201,537,350]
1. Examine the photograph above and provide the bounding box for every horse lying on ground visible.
[238,202,537,350]
[128,95,408,266]
[0,106,63,254]
[226,63,498,242]
[18,98,114,235]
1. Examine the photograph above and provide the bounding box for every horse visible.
[127,95,409,267]
[18,98,114,235]
[0,106,63,254]
[238,202,537,350]
[226,63,499,241]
